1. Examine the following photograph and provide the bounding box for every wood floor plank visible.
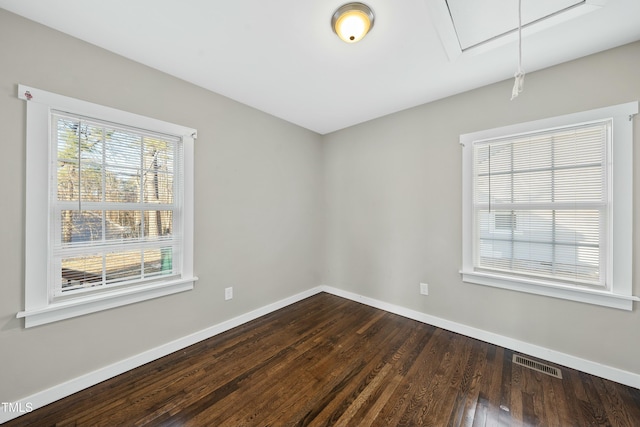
[448,340,489,427]
[497,347,515,427]
[302,315,412,426]
[227,316,389,425]
[538,369,562,427]
[593,373,640,427]
[519,367,545,425]
[405,332,469,426]
[509,363,525,427]
[371,328,446,426]
[471,345,504,427]
[4,293,640,427]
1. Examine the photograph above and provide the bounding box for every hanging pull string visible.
[78,121,82,212]
[511,0,525,100]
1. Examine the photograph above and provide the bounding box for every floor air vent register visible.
[513,354,563,379]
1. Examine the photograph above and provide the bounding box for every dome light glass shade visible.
[332,3,375,43]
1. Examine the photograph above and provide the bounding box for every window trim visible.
[461,102,638,310]
[17,84,198,327]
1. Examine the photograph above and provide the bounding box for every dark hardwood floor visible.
[5,292,640,426]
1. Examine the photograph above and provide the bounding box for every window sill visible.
[17,277,198,328]
[460,270,635,311]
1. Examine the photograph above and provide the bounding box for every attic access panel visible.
[427,0,607,60]
[448,0,583,50]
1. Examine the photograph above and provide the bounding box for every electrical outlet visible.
[420,283,429,295]
[225,287,233,300]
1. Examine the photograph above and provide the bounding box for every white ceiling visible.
[1,0,639,134]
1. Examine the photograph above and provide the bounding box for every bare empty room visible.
[1,1,640,425]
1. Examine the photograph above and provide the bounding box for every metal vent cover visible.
[513,354,563,379]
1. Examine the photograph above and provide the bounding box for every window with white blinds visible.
[52,112,183,297]
[461,102,637,310]
[473,122,608,287]
[19,85,197,327]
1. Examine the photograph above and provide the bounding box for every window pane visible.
[105,251,142,285]
[554,167,603,202]
[143,138,174,205]
[79,162,103,202]
[475,174,489,204]
[494,212,515,231]
[554,244,600,281]
[486,143,512,174]
[512,135,552,171]
[145,138,174,174]
[513,170,552,203]
[57,161,78,201]
[555,210,600,246]
[553,126,604,168]
[56,117,80,162]
[143,171,173,204]
[481,174,510,204]
[104,210,142,240]
[144,247,173,276]
[55,118,104,202]
[61,210,103,245]
[517,211,553,241]
[105,166,141,203]
[61,254,103,292]
[144,210,173,238]
[105,130,141,169]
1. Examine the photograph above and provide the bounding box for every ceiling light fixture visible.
[331,3,375,43]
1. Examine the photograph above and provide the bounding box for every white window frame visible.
[461,102,638,310]
[17,85,198,327]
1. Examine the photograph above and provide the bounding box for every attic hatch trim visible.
[425,0,608,61]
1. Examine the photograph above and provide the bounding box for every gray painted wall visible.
[1,7,639,406]
[0,9,323,402]
[323,41,640,375]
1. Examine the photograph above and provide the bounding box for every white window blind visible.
[472,121,608,288]
[51,111,184,298]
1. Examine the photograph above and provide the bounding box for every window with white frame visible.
[461,102,637,310]
[18,85,197,327]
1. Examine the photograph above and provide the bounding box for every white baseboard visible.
[0,287,324,424]
[319,285,640,390]
[3,284,638,423]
